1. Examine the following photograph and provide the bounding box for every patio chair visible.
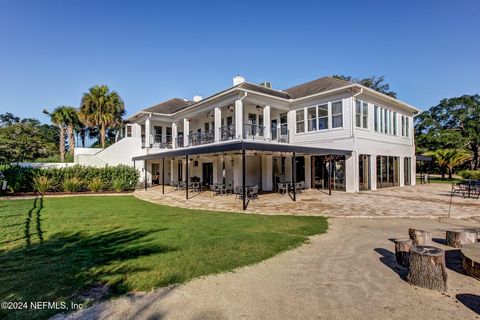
[248,186,259,200]
[234,186,243,200]
[277,183,286,194]
[451,183,468,198]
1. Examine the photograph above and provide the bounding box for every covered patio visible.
[132,141,351,210]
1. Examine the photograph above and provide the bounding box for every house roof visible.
[283,76,353,99]
[143,98,194,114]
[237,82,291,99]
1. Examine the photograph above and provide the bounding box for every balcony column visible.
[183,118,190,147]
[172,122,178,149]
[263,105,271,141]
[145,117,151,148]
[235,99,243,139]
[214,107,221,142]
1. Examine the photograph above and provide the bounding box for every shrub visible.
[87,177,103,192]
[459,170,480,180]
[63,177,84,192]
[33,176,56,195]
[112,177,126,192]
[2,164,139,193]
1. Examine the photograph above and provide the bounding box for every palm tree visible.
[446,150,472,179]
[43,107,67,162]
[425,149,472,179]
[62,107,80,156]
[79,85,125,148]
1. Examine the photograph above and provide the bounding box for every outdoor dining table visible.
[464,180,480,199]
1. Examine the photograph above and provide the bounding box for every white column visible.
[305,155,312,188]
[285,156,292,182]
[370,154,377,191]
[145,118,151,148]
[263,106,271,141]
[399,156,405,187]
[170,159,175,184]
[235,99,243,139]
[214,107,221,142]
[183,118,190,147]
[233,155,242,188]
[345,152,357,192]
[211,156,224,185]
[172,122,178,149]
[261,155,273,191]
[182,159,186,182]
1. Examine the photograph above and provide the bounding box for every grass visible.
[420,175,463,184]
[0,196,327,320]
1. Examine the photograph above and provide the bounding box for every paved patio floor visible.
[135,183,480,218]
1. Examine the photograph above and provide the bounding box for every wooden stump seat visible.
[394,238,412,267]
[408,228,432,246]
[462,243,480,280]
[407,245,447,292]
[446,230,477,248]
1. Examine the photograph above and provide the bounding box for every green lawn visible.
[0,196,327,320]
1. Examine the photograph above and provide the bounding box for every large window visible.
[401,115,410,137]
[296,109,304,133]
[318,104,328,130]
[376,156,399,188]
[331,101,343,128]
[356,100,368,129]
[307,107,317,131]
[374,105,397,136]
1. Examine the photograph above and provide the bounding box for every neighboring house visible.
[75,75,419,193]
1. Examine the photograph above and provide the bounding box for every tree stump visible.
[408,228,432,246]
[394,238,412,267]
[407,246,447,292]
[446,230,477,248]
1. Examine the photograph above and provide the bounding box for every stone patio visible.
[135,183,480,218]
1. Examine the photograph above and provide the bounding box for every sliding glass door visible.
[376,156,399,188]
[359,154,370,191]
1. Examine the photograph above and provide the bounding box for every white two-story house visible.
[75,75,418,194]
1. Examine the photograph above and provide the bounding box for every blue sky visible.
[0,0,479,123]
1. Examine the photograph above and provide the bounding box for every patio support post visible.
[292,152,296,202]
[242,148,246,211]
[162,157,165,195]
[186,154,189,199]
[144,160,147,190]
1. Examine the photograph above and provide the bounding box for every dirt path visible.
[55,217,480,320]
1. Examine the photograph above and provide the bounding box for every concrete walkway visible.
[135,183,480,218]
[57,218,480,320]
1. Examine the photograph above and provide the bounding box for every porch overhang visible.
[132,140,352,161]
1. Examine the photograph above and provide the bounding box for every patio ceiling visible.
[132,140,352,161]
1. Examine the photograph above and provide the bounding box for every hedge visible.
[459,170,480,180]
[2,164,140,193]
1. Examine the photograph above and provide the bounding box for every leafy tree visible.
[332,75,397,98]
[79,85,125,148]
[415,94,480,169]
[0,122,54,163]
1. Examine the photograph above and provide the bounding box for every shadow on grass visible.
[0,228,173,320]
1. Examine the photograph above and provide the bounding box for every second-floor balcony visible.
[142,134,173,149]
[189,131,215,146]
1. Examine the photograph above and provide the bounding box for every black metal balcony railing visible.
[242,124,264,140]
[220,125,236,141]
[271,124,289,143]
[189,131,214,146]
[151,134,173,149]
